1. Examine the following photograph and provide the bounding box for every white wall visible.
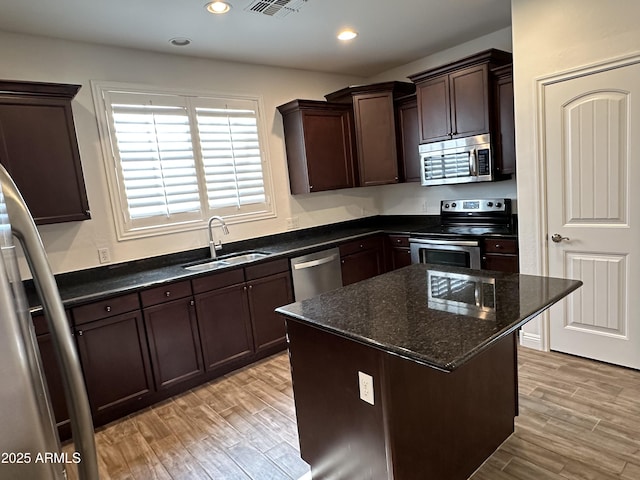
[511,0,640,348]
[370,27,517,215]
[0,30,371,275]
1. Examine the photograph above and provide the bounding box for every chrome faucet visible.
[207,215,229,259]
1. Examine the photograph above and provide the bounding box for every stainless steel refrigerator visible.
[0,164,99,480]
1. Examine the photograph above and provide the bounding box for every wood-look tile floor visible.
[62,347,640,480]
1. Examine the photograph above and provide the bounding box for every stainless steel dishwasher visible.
[290,247,343,301]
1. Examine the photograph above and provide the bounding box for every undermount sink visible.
[183,251,270,272]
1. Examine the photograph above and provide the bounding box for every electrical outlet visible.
[286,217,300,230]
[98,247,111,264]
[358,371,374,405]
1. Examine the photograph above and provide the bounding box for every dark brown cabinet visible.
[387,235,412,271]
[245,259,293,358]
[326,82,415,187]
[482,238,519,273]
[492,64,516,176]
[72,294,154,425]
[409,50,512,144]
[277,100,356,194]
[395,95,420,182]
[340,235,386,286]
[141,281,204,391]
[0,81,90,224]
[193,268,255,372]
[33,313,73,441]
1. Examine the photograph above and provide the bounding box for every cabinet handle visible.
[360,244,364,248]
[77,330,83,336]
[249,285,253,290]
[495,244,503,249]
[190,299,195,307]
[243,286,247,292]
[165,291,171,297]
[105,305,111,312]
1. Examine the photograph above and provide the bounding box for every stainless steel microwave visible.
[419,134,494,186]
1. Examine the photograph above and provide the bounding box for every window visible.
[93,83,274,239]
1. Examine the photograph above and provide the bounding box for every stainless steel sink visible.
[220,252,269,264]
[183,251,270,272]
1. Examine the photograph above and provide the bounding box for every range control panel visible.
[441,198,510,214]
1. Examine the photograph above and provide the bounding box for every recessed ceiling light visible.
[337,29,358,41]
[169,37,192,47]
[206,1,232,14]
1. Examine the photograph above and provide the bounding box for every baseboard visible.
[519,330,543,350]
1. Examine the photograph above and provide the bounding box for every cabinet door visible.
[352,92,399,186]
[395,97,421,182]
[36,331,72,441]
[450,65,490,138]
[340,239,385,286]
[75,311,154,422]
[0,89,90,225]
[301,109,356,192]
[495,69,516,175]
[482,254,519,273]
[416,75,451,143]
[144,298,204,390]
[247,270,293,356]
[195,284,254,371]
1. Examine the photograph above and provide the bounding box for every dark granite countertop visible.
[276,264,581,372]
[27,214,518,313]
[25,215,436,311]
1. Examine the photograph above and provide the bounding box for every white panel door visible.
[545,61,640,369]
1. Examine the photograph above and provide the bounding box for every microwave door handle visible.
[469,149,477,176]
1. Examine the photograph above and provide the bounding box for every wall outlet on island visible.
[98,247,111,264]
[358,371,374,405]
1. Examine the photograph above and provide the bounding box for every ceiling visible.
[0,0,512,77]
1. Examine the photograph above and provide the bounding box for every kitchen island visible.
[276,264,582,480]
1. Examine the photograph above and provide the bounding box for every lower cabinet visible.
[387,235,412,271]
[52,257,293,430]
[33,313,72,441]
[74,306,155,425]
[482,238,519,273]
[246,263,294,358]
[195,283,255,372]
[340,235,386,286]
[141,280,204,391]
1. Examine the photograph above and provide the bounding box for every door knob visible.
[551,233,570,243]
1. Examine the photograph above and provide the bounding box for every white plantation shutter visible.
[111,103,201,219]
[196,106,266,210]
[97,85,273,238]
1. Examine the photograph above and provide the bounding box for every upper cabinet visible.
[394,94,420,183]
[325,82,415,187]
[491,64,516,176]
[408,49,512,144]
[0,80,90,224]
[277,100,356,194]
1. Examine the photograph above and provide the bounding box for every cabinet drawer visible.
[140,280,192,308]
[192,267,245,295]
[483,238,518,254]
[32,311,73,336]
[72,293,140,325]
[245,258,289,281]
[339,235,383,256]
[388,235,410,248]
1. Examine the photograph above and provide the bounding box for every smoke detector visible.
[244,0,308,18]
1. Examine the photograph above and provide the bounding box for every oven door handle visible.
[409,238,480,247]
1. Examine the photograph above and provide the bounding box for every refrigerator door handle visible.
[0,165,99,480]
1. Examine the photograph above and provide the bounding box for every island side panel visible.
[384,332,518,480]
[285,319,390,480]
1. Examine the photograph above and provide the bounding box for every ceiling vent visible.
[244,0,308,18]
